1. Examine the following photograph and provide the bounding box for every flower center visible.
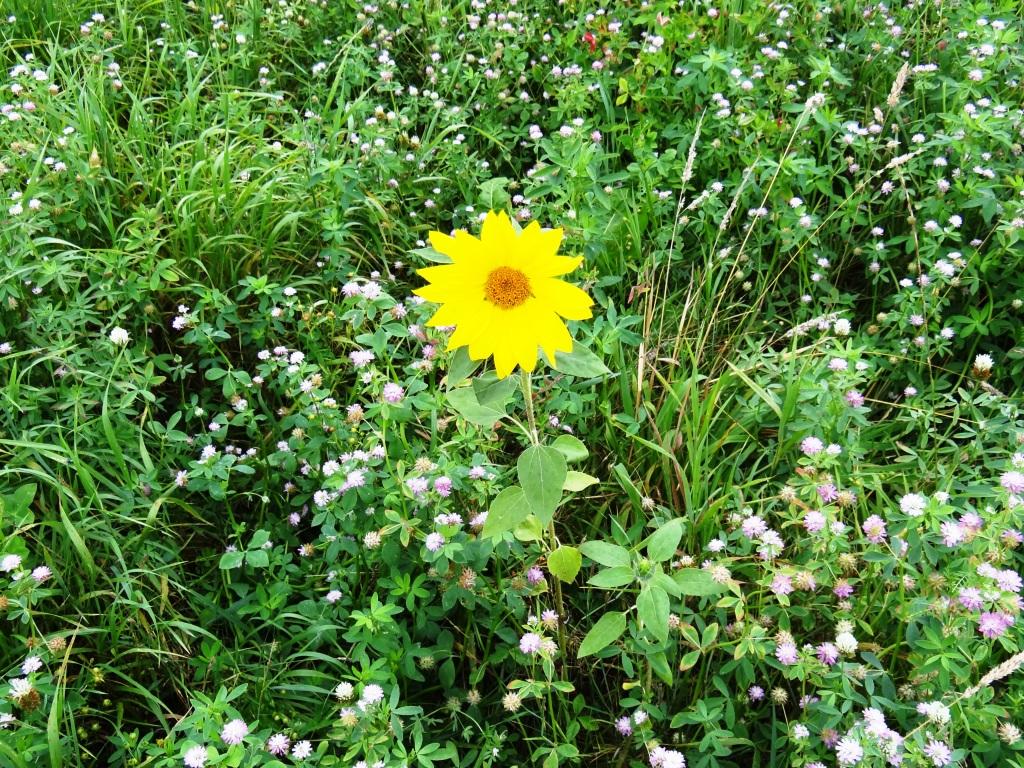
[484,266,531,309]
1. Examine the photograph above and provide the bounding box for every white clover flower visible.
[109,326,130,345]
[900,493,927,517]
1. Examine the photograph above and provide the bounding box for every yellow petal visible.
[534,254,583,277]
[423,301,478,328]
[480,210,517,254]
[491,319,539,379]
[428,230,483,264]
[532,277,594,320]
[529,308,574,361]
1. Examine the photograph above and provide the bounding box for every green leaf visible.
[547,546,582,583]
[2,483,36,528]
[58,509,95,578]
[563,471,599,492]
[588,566,634,588]
[483,486,531,539]
[513,515,545,542]
[246,549,270,568]
[701,622,720,650]
[446,347,480,387]
[579,540,631,568]
[646,519,683,562]
[219,550,245,569]
[548,341,611,378]
[678,649,701,671]
[472,372,520,409]
[649,650,673,685]
[6,483,36,515]
[578,611,627,658]
[409,246,452,264]
[517,446,566,526]
[447,387,506,426]
[674,568,729,596]
[204,367,229,381]
[551,435,588,463]
[478,177,510,210]
[612,463,645,511]
[637,585,670,642]
[249,529,270,549]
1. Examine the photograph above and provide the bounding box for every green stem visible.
[520,372,540,446]
[548,521,568,658]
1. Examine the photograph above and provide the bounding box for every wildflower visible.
[973,353,994,376]
[748,685,765,702]
[406,477,429,496]
[741,515,767,538]
[266,734,290,756]
[817,484,838,503]
[414,211,594,378]
[836,736,863,765]
[526,567,544,585]
[327,682,356,708]
[502,691,522,712]
[1,554,22,572]
[349,349,375,368]
[862,708,888,737]
[803,510,826,533]
[1002,471,1024,494]
[900,493,927,517]
[817,642,839,665]
[183,745,208,768]
[978,612,1014,638]
[941,521,965,547]
[916,701,951,723]
[519,632,543,654]
[999,722,1022,744]
[801,436,824,456]
[109,326,130,345]
[220,719,248,745]
[996,569,1022,593]
[31,566,51,583]
[794,571,817,591]
[382,382,404,403]
[958,587,983,611]
[771,574,793,596]
[325,590,342,603]
[21,656,41,674]
[425,532,445,552]
[9,678,32,700]
[923,739,952,766]
[361,684,384,705]
[835,631,858,654]
[332,705,357,729]
[291,741,313,760]
[434,476,453,496]
[775,642,798,665]
[862,515,887,543]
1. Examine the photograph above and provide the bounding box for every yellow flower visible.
[414,211,593,378]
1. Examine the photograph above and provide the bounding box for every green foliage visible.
[2,0,1024,766]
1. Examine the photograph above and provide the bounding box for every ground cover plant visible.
[2,0,1024,766]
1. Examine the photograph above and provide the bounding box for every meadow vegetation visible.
[2,0,1024,766]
